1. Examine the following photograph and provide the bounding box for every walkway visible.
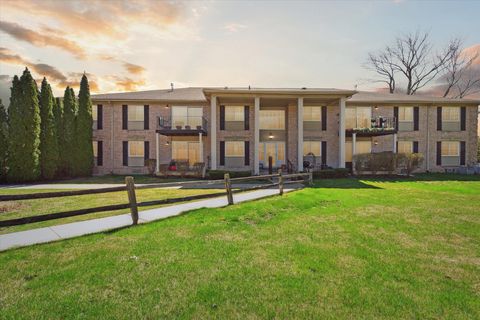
[0,187,300,252]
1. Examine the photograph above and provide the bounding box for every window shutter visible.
[460,141,466,165]
[460,107,466,131]
[436,141,441,166]
[123,141,128,166]
[97,104,103,130]
[144,105,149,130]
[413,107,419,131]
[97,141,103,166]
[321,141,327,165]
[219,141,225,165]
[393,107,399,131]
[220,105,225,130]
[244,106,250,130]
[122,105,128,130]
[413,141,419,154]
[396,141,398,153]
[437,107,442,131]
[321,106,327,131]
[244,141,250,165]
[144,141,149,161]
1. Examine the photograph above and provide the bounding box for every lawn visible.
[0,175,479,319]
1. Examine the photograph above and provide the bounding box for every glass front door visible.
[172,141,200,166]
[259,142,285,168]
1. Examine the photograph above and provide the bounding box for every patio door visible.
[172,141,200,166]
[259,142,285,168]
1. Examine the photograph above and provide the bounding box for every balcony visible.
[346,116,397,137]
[156,116,208,136]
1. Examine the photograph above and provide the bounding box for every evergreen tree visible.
[76,74,94,176]
[7,68,41,182]
[0,99,8,181]
[39,78,59,180]
[53,97,65,177]
[62,86,78,177]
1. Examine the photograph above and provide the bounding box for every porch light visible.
[374,140,379,146]
[374,106,378,110]
[268,132,274,139]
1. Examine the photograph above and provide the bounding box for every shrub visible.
[207,170,251,179]
[313,168,350,179]
[398,153,424,176]
[145,159,156,175]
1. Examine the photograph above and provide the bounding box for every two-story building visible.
[90,87,479,175]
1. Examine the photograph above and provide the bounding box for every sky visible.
[0,0,479,103]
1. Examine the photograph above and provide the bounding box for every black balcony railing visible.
[157,116,208,135]
[346,116,397,137]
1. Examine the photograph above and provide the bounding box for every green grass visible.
[1,175,479,319]
[0,187,223,234]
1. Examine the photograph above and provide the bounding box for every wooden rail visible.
[0,171,312,228]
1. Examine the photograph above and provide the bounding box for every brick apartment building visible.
[90,87,479,175]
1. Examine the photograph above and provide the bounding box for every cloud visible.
[224,23,247,33]
[2,0,186,40]
[461,44,480,65]
[0,21,86,59]
[110,76,146,91]
[123,62,145,75]
[0,48,99,93]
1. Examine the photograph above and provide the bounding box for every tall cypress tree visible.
[7,68,41,182]
[53,97,65,177]
[0,99,8,181]
[63,86,77,177]
[39,78,59,180]
[76,74,93,176]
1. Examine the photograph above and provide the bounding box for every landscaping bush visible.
[145,159,156,175]
[207,170,252,179]
[397,153,424,176]
[313,168,350,178]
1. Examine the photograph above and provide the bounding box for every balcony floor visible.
[156,128,207,136]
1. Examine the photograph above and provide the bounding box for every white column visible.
[155,132,160,173]
[199,132,203,162]
[352,132,357,156]
[254,97,260,175]
[393,133,397,153]
[210,95,217,169]
[338,97,346,168]
[297,97,304,172]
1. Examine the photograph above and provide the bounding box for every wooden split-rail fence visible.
[0,171,312,228]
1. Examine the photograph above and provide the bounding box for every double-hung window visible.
[303,141,321,157]
[128,141,144,167]
[260,110,285,130]
[128,105,144,130]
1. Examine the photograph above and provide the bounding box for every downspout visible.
[110,101,114,174]
[426,105,430,172]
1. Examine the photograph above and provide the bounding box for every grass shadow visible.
[312,178,382,189]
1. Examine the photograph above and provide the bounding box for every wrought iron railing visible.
[157,116,208,131]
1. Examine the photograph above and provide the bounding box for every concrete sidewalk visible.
[0,187,300,252]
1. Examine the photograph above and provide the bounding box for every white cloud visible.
[224,23,247,33]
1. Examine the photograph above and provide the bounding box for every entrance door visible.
[172,141,200,166]
[259,142,285,168]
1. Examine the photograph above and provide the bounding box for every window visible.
[128,105,144,121]
[92,141,98,158]
[345,139,371,162]
[225,141,244,157]
[128,141,144,157]
[172,141,200,165]
[225,106,244,121]
[92,105,98,121]
[398,107,413,122]
[259,142,285,165]
[303,141,321,156]
[172,106,203,128]
[441,141,459,156]
[398,141,413,154]
[303,107,321,121]
[260,110,285,129]
[346,107,371,129]
[442,107,460,122]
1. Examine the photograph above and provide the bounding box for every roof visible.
[349,91,480,105]
[91,88,206,102]
[202,87,357,96]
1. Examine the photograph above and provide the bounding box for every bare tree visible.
[441,38,480,98]
[366,30,453,95]
[366,51,396,93]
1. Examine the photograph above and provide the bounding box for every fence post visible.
[278,169,284,195]
[224,173,234,205]
[125,176,139,225]
[308,172,313,185]
[268,156,273,174]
